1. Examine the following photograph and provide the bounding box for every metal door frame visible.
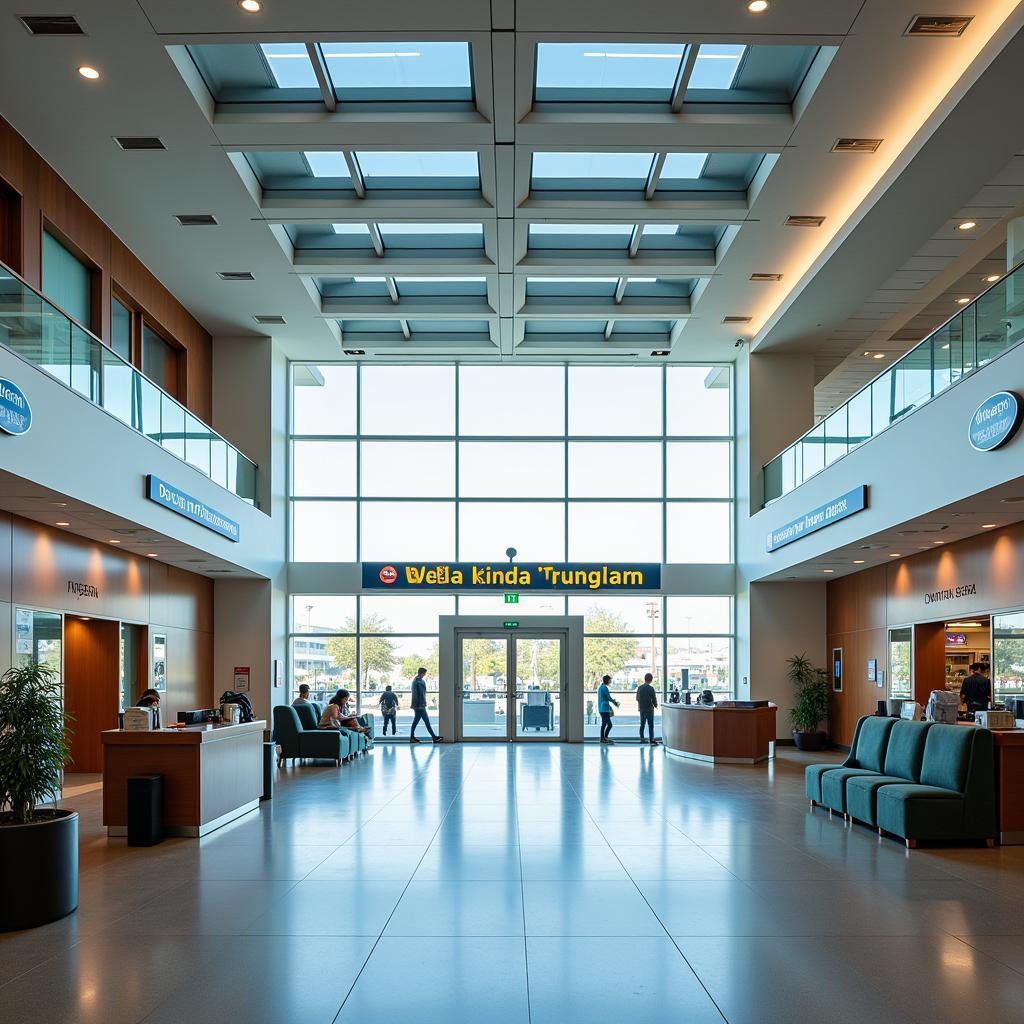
[439,615,584,743]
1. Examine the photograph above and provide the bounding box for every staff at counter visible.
[661,701,777,764]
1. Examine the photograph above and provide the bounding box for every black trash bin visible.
[262,741,275,801]
[127,774,164,846]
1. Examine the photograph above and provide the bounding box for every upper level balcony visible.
[763,264,1024,507]
[0,263,257,505]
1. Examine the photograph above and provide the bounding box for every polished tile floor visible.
[5,744,1024,1023]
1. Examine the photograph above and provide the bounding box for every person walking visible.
[378,684,400,736]
[410,667,442,744]
[636,672,659,746]
[597,674,619,744]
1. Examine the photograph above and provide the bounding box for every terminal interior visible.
[3,2,1024,1022]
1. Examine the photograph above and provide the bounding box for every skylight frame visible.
[320,40,475,102]
[530,152,657,193]
[352,150,482,191]
[534,41,688,103]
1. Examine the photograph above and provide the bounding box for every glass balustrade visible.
[0,264,258,505]
[763,263,1024,504]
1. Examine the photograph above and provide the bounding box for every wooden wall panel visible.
[64,617,120,773]
[0,511,11,602]
[827,626,887,747]
[913,622,948,705]
[0,115,211,419]
[162,625,214,722]
[150,562,213,633]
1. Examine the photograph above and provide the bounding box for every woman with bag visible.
[597,674,619,744]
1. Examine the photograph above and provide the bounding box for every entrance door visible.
[442,616,583,742]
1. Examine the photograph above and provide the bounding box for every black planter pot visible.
[0,809,78,931]
[792,730,828,752]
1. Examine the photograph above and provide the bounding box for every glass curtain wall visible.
[994,611,1024,703]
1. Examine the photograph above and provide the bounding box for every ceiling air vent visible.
[785,215,826,228]
[175,213,218,226]
[650,350,670,357]
[217,271,254,281]
[832,138,882,153]
[905,15,972,37]
[343,349,366,356]
[723,315,752,324]
[750,273,782,282]
[20,15,85,35]
[253,314,286,325]
[114,136,165,151]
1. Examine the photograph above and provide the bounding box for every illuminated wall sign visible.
[968,391,1023,452]
[766,485,867,552]
[0,377,31,435]
[361,562,661,591]
[146,475,241,542]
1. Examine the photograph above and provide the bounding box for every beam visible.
[368,223,384,257]
[342,151,366,198]
[604,319,615,340]
[629,225,643,258]
[305,43,337,113]
[385,276,399,303]
[614,277,627,305]
[670,44,700,114]
[645,153,667,201]
[400,318,411,339]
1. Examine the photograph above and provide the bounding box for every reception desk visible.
[102,720,265,837]
[662,703,777,764]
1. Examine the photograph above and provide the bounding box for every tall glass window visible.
[42,231,92,329]
[994,612,1024,703]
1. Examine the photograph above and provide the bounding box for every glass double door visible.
[459,633,564,741]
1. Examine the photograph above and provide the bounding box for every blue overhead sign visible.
[362,562,661,591]
[767,485,867,552]
[968,391,1023,452]
[0,378,31,435]
[147,475,240,542]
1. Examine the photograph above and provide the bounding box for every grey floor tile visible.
[385,879,525,935]
[524,879,665,936]
[243,878,401,936]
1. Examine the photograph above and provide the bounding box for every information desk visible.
[102,720,265,837]
[662,703,777,764]
[969,725,1024,845]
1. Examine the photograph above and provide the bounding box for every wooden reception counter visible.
[662,703,777,764]
[102,720,266,837]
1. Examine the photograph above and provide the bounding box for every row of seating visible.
[805,716,996,848]
[273,703,374,766]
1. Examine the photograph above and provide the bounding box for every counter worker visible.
[960,662,992,715]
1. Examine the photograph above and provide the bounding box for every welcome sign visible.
[0,377,31,435]
[146,475,241,542]
[766,485,867,552]
[362,562,661,591]
[968,391,1022,452]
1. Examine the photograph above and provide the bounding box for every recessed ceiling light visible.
[853,559,865,564]
[55,521,70,527]
[957,220,976,231]
[822,568,834,573]
[984,274,1000,283]
[239,0,262,10]
[955,296,971,305]
[889,553,902,557]
[873,352,885,359]
[79,617,91,622]
[982,523,997,528]
[77,65,100,80]
[52,501,68,507]
[933,540,944,544]
[108,539,121,544]
[146,553,159,558]
[748,0,769,11]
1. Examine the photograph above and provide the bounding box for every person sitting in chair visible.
[320,688,371,745]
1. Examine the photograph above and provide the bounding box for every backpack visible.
[926,689,959,724]
[219,690,256,723]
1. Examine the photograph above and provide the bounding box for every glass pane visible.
[459,366,565,434]
[291,595,357,633]
[160,394,185,459]
[568,596,662,634]
[360,441,454,497]
[40,298,71,385]
[293,364,357,434]
[70,325,100,402]
[360,595,454,634]
[354,151,479,187]
[290,634,352,704]
[366,636,440,723]
[535,42,685,100]
[583,637,661,740]
[210,438,228,488]
[360,501,455,560]
[569,442,661,498]
[994,612,1024,704]
[666,366,730,435]
[458,442,565,498]
[458,594,566,616]
[111,297,132,361]
[324,41,472,98]
[459,502,565,562]
[185,413,211,475]
[360,365,455,435]
[516,637,561,738]
[891,346,932,417]
[461,637,508,739]
[690,44,746,89]
[976,277,1012,366]
[15,609,63,678]
[568,503,662,561]
[292,500,357,561]
[667,596,732,634]
[531,152,654,189]
[569,366,662,435]
[847,388,871,449]
[667,636,731,697]
[42,230,91,329]
[666,503,730,562]
[658,152,709,182]
[888,626,913,700]
[823,406,848,467]
[666,441,730,497]
[137,375,161,443]
[142,324,175,395]
[800,422,825,478]
[234,453,258,503]
[292,440,357,496]
[101,345,134,425]
[261,43,319,88]
[871,369,896,435]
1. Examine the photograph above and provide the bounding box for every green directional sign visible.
[504,593,519,604]
[503,620,519,629]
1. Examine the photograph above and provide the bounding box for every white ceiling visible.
[0,1,1022,365]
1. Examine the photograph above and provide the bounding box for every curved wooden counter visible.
[102,720,266,837]
[662,703,776,764]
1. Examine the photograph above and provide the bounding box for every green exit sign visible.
[503,620,519,629]
[504,593,519,604]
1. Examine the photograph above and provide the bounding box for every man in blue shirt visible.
[410,667,442,744]
[597,674,619,744]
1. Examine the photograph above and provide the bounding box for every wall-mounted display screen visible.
[946,632,968,646]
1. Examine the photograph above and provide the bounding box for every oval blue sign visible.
[969,391,1023,452]
[0,377,31,436]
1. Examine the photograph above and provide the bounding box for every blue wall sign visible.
[0,377,31,435]
[362,562,661,591]
[968,391,1023,452]
[767,485,867,552]
[147,475,240,542]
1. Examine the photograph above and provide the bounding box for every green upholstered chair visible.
[805,715,869,805]
[876,724,996,848]
[818,716,898,814]
[846,720,932,826]
[273,705,350,765]
[308,701,367,754]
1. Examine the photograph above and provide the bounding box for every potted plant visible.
[788,653,830,751]
[0,663,77,931]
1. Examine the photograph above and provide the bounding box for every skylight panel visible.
[260,43,319,89]
[689,44,746,90]
[528,224,633,250]
[332,223,371,236]
[658,153,709,182]
[377,223,484,248]
[322,41,472,99]
[531,152,654,190]
[641,224,683,235]
[529,224,634,236]
[535,42,685,100]
[305,152,353,179]
[376,223,483,235]
[354,151,480,188]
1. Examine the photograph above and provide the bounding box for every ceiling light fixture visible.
[748,0,769,11]
[889,553,902,557]
[77,65,100,80]
[146,553,159,558]
[984,274,1000,283]
[957,220,976,231]
[873,352,885,359]
[956,296,971,305]
[108,539,121,544]
[238,0,262,11]
[822,568,834,573]
[982,523,997,528]
[55,522,70,527]
[853,559,865,564]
